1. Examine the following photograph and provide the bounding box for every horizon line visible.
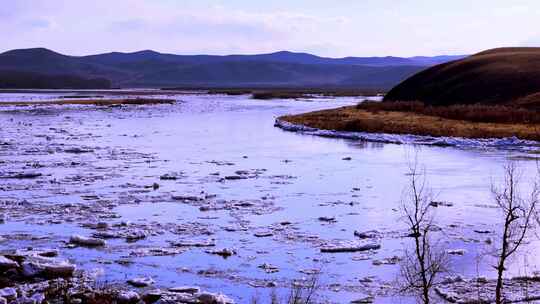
[0,46,471,59]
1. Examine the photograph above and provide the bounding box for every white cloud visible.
[2,0,540,57]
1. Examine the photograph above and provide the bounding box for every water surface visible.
[0,92,539,303]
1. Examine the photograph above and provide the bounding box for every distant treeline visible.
[0,70,111,89]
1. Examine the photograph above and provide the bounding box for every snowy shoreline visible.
[275,118,540,151]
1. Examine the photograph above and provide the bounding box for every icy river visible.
[1,91,540,303]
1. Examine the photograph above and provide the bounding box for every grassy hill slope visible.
[384,47,540,106]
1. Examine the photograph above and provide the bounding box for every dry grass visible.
[0,98,176,106]
[207,89,253,95]
[252,92,308,100]
[357,101,540,124]
[162,87,380,97]
[251,89,377,100]
[280,106,540,140]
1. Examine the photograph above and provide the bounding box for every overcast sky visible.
[1,0,540,57]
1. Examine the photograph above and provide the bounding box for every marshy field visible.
[2,90,540,303]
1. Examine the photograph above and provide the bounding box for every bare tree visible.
[250,274,320,304]
[286,274,319,304]
[400,157,448,304]
[492,162,538,304]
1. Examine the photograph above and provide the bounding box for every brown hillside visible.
[384,47,540,106]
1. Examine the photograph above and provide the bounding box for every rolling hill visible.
[0,48,464,89]
[384,47,540,106]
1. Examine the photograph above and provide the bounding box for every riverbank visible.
[0,98,176,106]
[278,105,540,141]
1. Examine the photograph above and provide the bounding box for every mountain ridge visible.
[0,48,465,89]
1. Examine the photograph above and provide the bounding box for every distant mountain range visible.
[0,48,466,89]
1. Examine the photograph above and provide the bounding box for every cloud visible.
[23,19,52,29]
[3,0,540,57]
[108,19,147,32]
[0,0,375,56]
[107,13,284,41]
[96,5,349,55]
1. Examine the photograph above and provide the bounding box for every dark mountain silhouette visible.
[0,48,464,89]
[384,47,540,106]
[0,70,111,89]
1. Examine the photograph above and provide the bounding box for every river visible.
[1,92,539,303]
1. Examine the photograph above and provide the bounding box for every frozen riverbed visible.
[1,92,540,303]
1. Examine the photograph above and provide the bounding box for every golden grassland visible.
[357,101,540,124]
[0,98,176,106]
[279,105,540,141]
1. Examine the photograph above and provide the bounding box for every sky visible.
[1,0,540,57]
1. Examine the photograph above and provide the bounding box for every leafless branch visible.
[399,152,448,304]
[492,162,539,304]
